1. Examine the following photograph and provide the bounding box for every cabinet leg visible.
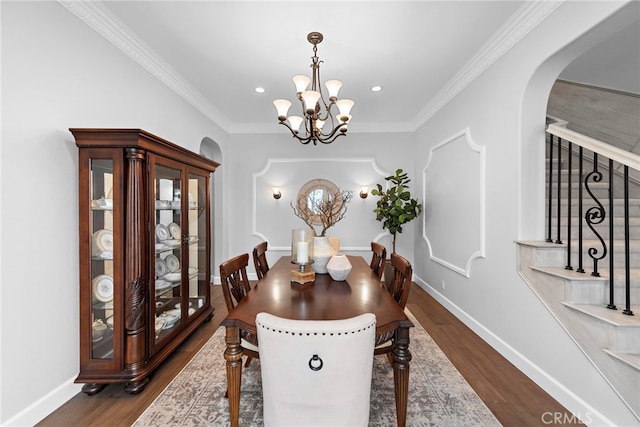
[82,383,107,396]
[124,377,150,394]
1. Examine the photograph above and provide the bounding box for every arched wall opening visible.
[199,137,223,284]
[519,2,639,241]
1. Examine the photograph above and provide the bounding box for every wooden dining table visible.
[221,255,413,427]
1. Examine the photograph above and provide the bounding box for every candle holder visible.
[291,229,315,284]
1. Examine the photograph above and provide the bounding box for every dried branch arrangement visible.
[291,187,354,237]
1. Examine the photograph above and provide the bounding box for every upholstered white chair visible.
[256,312,376,427]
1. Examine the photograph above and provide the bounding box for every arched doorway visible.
[200,137,223,284]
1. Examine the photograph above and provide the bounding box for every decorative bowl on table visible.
[326,254,352,281]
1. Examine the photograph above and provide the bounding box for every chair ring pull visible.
[309,354,323,371]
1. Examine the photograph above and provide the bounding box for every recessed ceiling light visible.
[254,87,266,94]
[371,85,383,92]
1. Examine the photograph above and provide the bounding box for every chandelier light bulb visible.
[301,90,321,114]
[273,99,292,121]
[293,75,311,94]
[287,116,304,133]
[324,80,342,100]
[336,99,355,116]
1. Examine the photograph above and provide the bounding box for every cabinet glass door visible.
[153,164,183,343]
[187,172,208,316]
[89,159,115,359]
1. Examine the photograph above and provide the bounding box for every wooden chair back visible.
[389,252,412,310]
[369,241,387,281]
[252,241,270,280]
[219,253,252,312]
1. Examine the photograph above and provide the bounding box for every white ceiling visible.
[63,1,575,134]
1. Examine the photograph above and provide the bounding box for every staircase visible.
[517,123,640,421]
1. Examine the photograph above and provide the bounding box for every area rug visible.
[133,310,501,426]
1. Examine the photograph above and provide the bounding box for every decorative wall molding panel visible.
[253,158,389,252]
[423,128,486,277]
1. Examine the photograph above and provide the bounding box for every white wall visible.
[0,2,227,424]
[412,2,638,426]
[219,131,417,274]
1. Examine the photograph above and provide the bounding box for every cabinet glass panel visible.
[188,173,207,316]
[90,159,114,359]
[153,165,182,343]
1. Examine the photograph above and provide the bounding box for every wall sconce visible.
[272,188,282,199]
[359,187,368,199]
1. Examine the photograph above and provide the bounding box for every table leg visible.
[225,326,243,427]
[392,326,412,427]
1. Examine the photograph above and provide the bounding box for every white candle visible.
[297,241,309,263]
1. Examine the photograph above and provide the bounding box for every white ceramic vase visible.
[327,253,352,281]
[311,236,337,274]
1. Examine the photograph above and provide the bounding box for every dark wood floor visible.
[38,284,581,426]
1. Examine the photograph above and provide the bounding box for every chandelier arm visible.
[278,122,313,145]
[318,130,346,145]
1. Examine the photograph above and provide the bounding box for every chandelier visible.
[273,32,354,145]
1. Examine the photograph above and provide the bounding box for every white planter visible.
[311,236,337,274]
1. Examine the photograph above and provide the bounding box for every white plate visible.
[155,318,166,333]
[163,272,181,282]
[165,254,180,273]
[163,239,181,248]
[106,315,114,328]
[92,229,113,255]
[168,222,181,240]
[92,274,114,303]
[155,258,168,277]
[155,279,172,295]
[160,313,180,329]
[155,224,171,241]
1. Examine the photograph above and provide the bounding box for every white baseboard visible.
[412,276,614,427]
[3,377,82,426]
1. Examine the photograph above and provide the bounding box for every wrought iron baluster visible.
[607,159,616,310]
[585,153,607,277]
[556,136,563,244]
[577,147,585,273]
[623,166,634,316]
[547,134,554,243]
[565,141,573,270]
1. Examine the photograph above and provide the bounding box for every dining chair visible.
[219,253,259,367]
[252,241,270,280]
[256,312,376,427]
[374,252,412,362]
[369,241,387,281]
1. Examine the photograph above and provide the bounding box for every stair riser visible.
[564,280,640,305]
[564,248,640,269]
[549,223,640,240]
[609,327,640,354]
[548,203,640,218]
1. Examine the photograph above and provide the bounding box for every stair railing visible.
[546,122,640,315]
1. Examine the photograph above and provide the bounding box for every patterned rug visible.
[133,310,501,426]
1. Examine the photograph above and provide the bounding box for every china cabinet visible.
[72,128,219,395]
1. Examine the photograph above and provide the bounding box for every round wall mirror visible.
[296,179,340,225]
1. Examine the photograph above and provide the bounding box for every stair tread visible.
[531,266,640,283]
[561,301,640,327]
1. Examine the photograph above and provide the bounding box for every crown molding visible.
[58,0,231,132]
[412,1,564,129]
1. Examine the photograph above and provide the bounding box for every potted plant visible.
[371,169,422,283]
